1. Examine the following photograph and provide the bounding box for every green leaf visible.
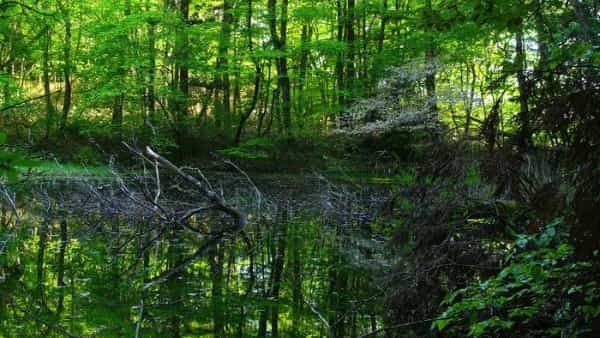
[468,321,486,337]
[433,318,451,331]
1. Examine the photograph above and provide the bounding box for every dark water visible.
[1,212,385,337]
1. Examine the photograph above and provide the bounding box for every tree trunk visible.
[296,23,311,123]
[335,0,345,109]
[424,0,438,117]
[146,20,157,124]
[234,0,261,144]
[165,228,183,338]
[177,0,189,115]
[60,2,72,131]
[268,0,291,133]
[112,0,131,139]
[377,0,387,54]
[515,27,531,151]
[216,0,233,137]
[36,220,49,308]
[234,65,261,145]
[270,218,287,338]
[56,219,68,316]
[238,237,256,337]
[43,21,54,140]
[290,224,303,336]
[464,62,476,136]
[210,244,225,337]
[345,0,356,99]
[258,59,272,135]
[112,95,123,138]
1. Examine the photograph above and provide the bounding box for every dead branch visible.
[145,146,247,228]
[135,146,249,289]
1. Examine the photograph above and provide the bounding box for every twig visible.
[305,300,330,329]
[140,146,250,289]
[145,146,247,228]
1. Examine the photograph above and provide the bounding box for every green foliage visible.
[73,146,102,165]
[434,220,600,337]
[0,132,38,182]
[218,137,274,160]
[464,166,481,186]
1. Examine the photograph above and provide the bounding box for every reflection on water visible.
[1,214,384,337]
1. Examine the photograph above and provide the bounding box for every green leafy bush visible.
[218,137,273,160]
[0,132,38,182]
[433,219,600,337]
[74,146,102,165]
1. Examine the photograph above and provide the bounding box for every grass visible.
[328,167,417,186]
[17,160,111,178]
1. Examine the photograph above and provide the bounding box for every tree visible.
[268,0,291,133]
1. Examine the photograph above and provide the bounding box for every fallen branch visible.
[145,146,247,228]
[140,146,249,289]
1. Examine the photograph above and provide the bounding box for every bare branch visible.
[145,146,247,227]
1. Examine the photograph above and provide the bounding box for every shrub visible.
[218,137,273,160]
[433,219,600,337]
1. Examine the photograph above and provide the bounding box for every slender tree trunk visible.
[345,0,356,98]
[168,0,189,150]
[56,219,68,316]
[258,222,272,338]
[267,88,278,134]
[112,0,131,139]
[258,59,272,135]
[258,304,268,337]
[464,62,476,136]
[165,228,183,338]
[216,0,233,137]
[238,238,256,337]
[377,0,387,54]
[290,225,303,335]
[268,0,291,133]
[360,4,368,88]
[234,0,261,144]
[372,0,388,89]
[37,220,49,308]
[297,23,311,123]
[515,27,531,151]
[178,0,189,115]
[234,65,261,144]
[210,244,225,336]
[424,0,438,117]
[112,95,124,138]
[60,1,72,131]
[328,224,348,338]
[335,0,345,109]
[42,21,54,139]
[147,21,157,124]
[270,217,287,338]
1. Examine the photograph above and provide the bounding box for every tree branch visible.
[0,90,61,112]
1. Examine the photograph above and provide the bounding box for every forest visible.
[0,0,599,337]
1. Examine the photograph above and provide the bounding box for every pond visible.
[0,172,389,337]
